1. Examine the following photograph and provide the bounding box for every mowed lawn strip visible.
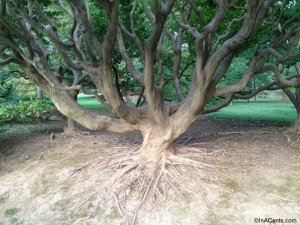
[77,93,106,109]
[78,95,297,124]
[210,101,297,123]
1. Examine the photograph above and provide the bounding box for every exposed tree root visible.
[65,145,227,224]
[107,147,225,223]
[67,162,94,180]
[181,136,232,146]
[283,126,300,147]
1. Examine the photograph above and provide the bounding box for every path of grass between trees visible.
[78,94,297,123]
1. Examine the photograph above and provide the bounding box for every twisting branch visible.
[130,0,137,32]
[157,35,164,87]
[0,56,15,66]
[176,0,231,116]
[172,11,200,38]
[212,15,245,53]
[179,60,196,78]
[80,88,114,112]
[84,0,91,23]
[143,0,176,123]
[12,0,74,50]
[186,0,206,26]
[204,0,264,80]
[252,0,274,33]
[58,0,73,17]
[1,0,7,15]
[117,27,144,85]
[69,0,102,65]
[233,4,247,10]
[282,15,298,30]
[212,53,234,86]
[140,0,154,24]
[112,65,125,102]
[234,74,300,102]
[203,94,234,114]
[164,26,185,101]
[277,28,300,63]
[31,0,59,38]
[57,85,82,91]
[125,0,145,58]
[119,24,145,58]
[271,65,300,86]
[214,67,257,97]
[136,87,145,107]
[164,2,192,101]
[118,24,145,58]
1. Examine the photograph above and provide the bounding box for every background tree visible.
[283,63,300,132]
[0,0,300,219]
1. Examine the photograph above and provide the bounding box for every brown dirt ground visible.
[0,116,300,225]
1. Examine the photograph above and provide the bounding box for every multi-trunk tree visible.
[1,0,300,217]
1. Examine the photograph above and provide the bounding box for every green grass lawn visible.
[77,93,106,109]
[78,93,297,124]
[210,101,297,123]
[77,93,136,109]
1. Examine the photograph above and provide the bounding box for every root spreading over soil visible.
[87,145,226,224]
[1,117,300,225]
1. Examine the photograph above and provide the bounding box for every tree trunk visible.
[63,117,79,136]
[282,91,289,103]
[290,90,300,134]
[284,87,300,134]
[139,126,176,162]
[62,88,80,136]
[36,87,44,100]
[292,114,300,132]
[253,78,256,102]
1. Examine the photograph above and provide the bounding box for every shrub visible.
[0,98,57,123]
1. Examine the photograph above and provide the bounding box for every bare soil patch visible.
[0,116,300,225]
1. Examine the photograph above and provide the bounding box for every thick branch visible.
[205,0,264,80]
[203,94,234,114]
[119,23,145,58]
[143,0,175,124]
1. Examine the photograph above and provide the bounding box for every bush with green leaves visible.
[0,82,13,99]
[0,98,56,123]
[0,72,14,100]
[0,124,10,133]
[2,62,41,102]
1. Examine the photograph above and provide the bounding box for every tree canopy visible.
[0,0,299,153]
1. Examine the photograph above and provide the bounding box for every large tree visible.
[1,0,300,217]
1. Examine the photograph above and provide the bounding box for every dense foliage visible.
[0,98,55,122]
[0,68,57,132]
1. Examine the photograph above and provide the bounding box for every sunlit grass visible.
[77,93,106,109]
[210,101,297,123]
[78,93,297,123]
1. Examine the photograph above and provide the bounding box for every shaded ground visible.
[0,116,300,225]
